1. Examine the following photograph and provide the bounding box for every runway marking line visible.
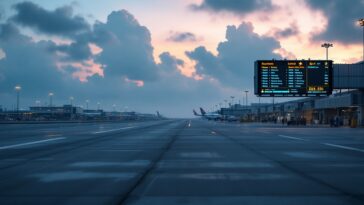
[278,135,307,141]
[0,137,66,150]
[277,134,364,153]
[322,143,364,153]
[93,126,136,134]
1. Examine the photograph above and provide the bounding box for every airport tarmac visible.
[0,120,364,205]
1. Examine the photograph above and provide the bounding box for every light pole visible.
[112,104,116,112]
[14,85,21,112]
[230,96,235,107]
[97,102,101,110]
[69,96,74,106]
[86,100,89,109]
[224,99,227,108]
[69,97,74,120]
[359,18,364,63]
[321,43,333,60]
[48,92,54,107]
[244,90,249,107]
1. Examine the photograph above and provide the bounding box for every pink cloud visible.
[274,48,296,60]
[57,59,104,82]
[124,77,144,87]
[88,43,103,55]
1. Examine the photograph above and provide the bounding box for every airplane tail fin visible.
[193,109,199,116]
[200,107,206,116]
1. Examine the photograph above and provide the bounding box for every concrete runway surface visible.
[0,120,364,205]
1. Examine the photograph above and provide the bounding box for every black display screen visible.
[254,60,332,97]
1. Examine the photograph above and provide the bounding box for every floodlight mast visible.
[358,18,364,63]
[321,43,333,60]
[14,85,21,112]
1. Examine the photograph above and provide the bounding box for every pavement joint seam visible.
[0,120,178,191]
[203,125,364,204]
[0,121,175,169]
[118,121,188,205]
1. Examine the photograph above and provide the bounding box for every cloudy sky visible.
[0,0,363,117]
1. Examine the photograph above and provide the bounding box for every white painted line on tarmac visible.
[278,135,307,141]
[93,126,136,134]
[322,143,364,153]
[0,137,66,150]
[277,134,364,153]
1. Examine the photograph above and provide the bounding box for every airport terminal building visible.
[223,62,364,126]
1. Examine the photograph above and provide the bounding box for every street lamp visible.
[244,90,249,107]
[69,96,74,106]
[358,18,364,63]
[230,96,235,107]
[97,102,101,110]
[224,99,227,108]
[86,99,89,109]
[321,43,333,60]
[14,85,21,112]
[48,92,54,107]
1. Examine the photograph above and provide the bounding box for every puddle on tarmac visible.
[31,171,136,182]
[69,160,150,168]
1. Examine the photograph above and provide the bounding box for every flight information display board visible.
[254,60,332,97]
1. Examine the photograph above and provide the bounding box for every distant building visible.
[28,105,83,120]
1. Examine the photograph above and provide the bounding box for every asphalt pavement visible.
[0,119,364,205]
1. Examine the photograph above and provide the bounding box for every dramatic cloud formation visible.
[10,3,160,83]
[0,22,78,100]
[0,2,234,117]
[187,22,281,89]
[305,0,364,43]
[191,0,273,15]
[167,32,198,42]
[271,23,299,39]
[49,38,93,62]
[11,1,90,37]
[1,0,361,116]
[93,10,159,82]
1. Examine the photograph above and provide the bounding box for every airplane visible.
[156,111,166,119]
[193,107,222,121]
